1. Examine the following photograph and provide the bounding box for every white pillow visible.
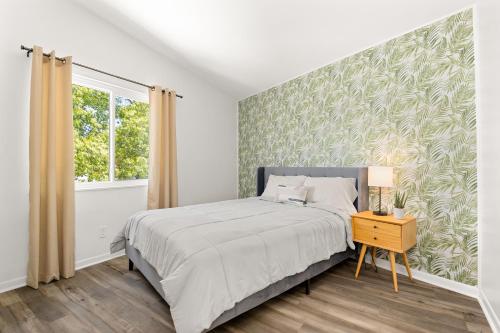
[304,177,358,211]
[275,185,308,203]
[261,175,306,199]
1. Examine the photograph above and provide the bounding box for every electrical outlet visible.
[99,225,107,239]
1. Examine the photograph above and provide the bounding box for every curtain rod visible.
[20,45,183,99]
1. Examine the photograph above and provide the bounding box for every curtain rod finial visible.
[21,45,33,58]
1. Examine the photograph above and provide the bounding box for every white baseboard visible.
[364,256,478,298]
[75,250,125,270]
[0,276,27,294]
[478,288,500,333]
[0,250,125,294]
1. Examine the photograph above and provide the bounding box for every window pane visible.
[114,96,149,180]
[72,84,110,182]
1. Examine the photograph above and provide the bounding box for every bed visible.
[111,166,368,333]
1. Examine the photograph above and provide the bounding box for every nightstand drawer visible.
[352,217,402,251]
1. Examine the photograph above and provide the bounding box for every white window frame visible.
[73,74,149,191]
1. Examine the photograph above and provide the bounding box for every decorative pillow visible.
[261,175,306,199]
[303,177,358,211]
[275,185,308,203]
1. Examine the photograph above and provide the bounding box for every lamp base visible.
[373,210,388,216]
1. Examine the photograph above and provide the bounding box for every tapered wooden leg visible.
[129,259,134,271]
[370,247,377,272]
[389,251,398,292]
[402,252,413,281]
[355,244,367,279]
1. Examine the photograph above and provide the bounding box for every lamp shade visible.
[368,166,393,188]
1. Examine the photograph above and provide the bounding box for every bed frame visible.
[126,166,368,331]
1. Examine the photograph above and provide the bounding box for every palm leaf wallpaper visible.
[238,10,476,285]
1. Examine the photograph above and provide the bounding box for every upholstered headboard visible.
[256,166,369,212]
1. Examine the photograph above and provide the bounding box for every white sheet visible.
[111,197,355,333]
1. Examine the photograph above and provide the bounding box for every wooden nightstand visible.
[352,211,416,292]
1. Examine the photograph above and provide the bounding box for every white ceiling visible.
[74,0,475,99]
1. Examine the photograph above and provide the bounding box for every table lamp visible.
[368,166,393,216]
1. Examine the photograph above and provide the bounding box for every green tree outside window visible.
[73,84,109,182]
[115,96,149,180]
[72,84,149,182]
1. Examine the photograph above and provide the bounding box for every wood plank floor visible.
[0,256,491,333]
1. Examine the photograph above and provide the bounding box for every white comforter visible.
[111,197,355,333]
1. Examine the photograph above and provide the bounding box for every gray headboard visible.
[256,167,368,212]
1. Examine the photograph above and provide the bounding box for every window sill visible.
[75,179,148,192]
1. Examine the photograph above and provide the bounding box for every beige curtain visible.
[27,46,75,289]
[147,87,178,209]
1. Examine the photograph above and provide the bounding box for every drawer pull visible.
[374,237,377,240]
[373,226,377,229]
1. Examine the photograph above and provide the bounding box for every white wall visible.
[476,0,500,330]
[0,0,237,290]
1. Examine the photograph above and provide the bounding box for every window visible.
[114,96,149,181]
[72,75,149,190]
